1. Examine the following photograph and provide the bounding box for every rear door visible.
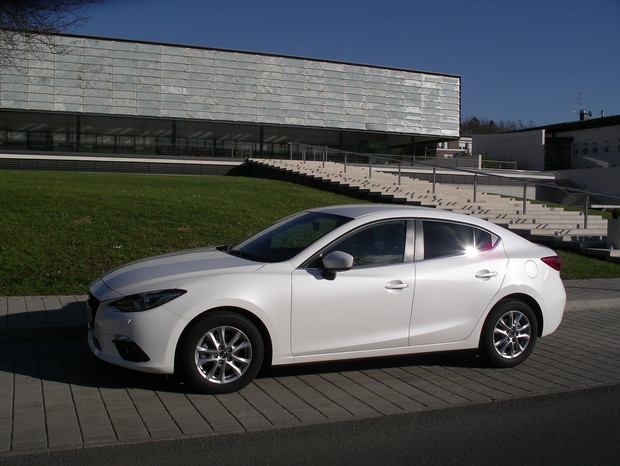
[409,220,508,345]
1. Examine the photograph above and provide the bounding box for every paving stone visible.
[215,392,272,431]
[410,367,494,404]
[0,290,619,454]
[236,383,300,428]
[336,370,414,414]
[127,388,182,439]
[0,297,8,328]
[303,372,384,417]
[252,378,328,424]
[0,425,12,453]
[322,372,420,417]
[99,388,150,441]
[25,297,48,326]
[47,421,83,448]
[155,391,213,436]
[186,393,244,434]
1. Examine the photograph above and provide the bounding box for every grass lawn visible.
[556,249,620,280]
[1,170,618,295]
[0,170,363,295]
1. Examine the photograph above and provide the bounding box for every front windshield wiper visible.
[225,248,263,262]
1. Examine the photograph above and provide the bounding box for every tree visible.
[461,116,536,135]
[0,0,103,67]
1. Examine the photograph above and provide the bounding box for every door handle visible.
[385,282,411,290]
[475,270,498,279]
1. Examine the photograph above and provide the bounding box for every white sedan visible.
[87,204,566,394]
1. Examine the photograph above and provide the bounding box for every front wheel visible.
[178,311,264,394]
[480,300,538,368]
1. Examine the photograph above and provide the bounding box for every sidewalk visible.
[1,279,620,343]
[0,279,619,455]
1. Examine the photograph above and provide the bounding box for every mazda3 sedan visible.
[87,204,566,394]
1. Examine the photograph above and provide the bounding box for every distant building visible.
[0,34,460,158]
[473,115,620,171]
[433,137,472,158]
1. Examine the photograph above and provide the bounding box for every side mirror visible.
[321,251,353,279]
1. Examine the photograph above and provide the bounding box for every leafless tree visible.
[0,0,103,67]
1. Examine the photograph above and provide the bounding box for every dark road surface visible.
[3,384,618,465]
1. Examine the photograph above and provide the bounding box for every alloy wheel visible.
[194,325,253,384]
[492,310,531,359]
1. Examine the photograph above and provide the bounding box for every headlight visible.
[113,289,187,312]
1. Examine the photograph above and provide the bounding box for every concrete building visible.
[432,137,472,158]
[0,34,460,158]
[473,115,620,172]
[472,116,620,200]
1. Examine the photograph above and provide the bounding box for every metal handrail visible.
[279,142,620,227]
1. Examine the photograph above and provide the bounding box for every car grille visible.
[87,292,101,328]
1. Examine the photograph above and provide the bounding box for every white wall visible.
[473,130,546,170]
[557,167,620,198]
[563,126,620,169]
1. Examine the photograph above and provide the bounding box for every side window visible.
[321,220,407,267]
[474,228,498,252]
[271,217,343,250]
[423,221,498,260]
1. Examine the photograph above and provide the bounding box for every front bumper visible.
[87,294,186,375]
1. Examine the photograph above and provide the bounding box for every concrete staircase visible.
[250,159,608,247]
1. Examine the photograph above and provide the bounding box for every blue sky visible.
[75,0,620,126]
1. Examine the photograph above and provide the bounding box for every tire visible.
[480,300,538,368]
[178,311,264,394]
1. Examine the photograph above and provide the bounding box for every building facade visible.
[0,34,461,158]
[473,115,620,172]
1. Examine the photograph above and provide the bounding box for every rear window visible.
[422,221,499,260]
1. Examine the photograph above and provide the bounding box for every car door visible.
[409,219,508,346]
[291,220,415,357]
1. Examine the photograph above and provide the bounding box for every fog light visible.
[92,335,102,351]
[113,336,150,362]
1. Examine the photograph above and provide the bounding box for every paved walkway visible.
[0,279,619,455]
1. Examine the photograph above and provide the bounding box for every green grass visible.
[1,170,619,295]
[556,249,620,280]
[0,171,363,295]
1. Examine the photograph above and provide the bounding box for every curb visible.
[564,298,620,313]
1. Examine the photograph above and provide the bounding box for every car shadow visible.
[258,349,483,380]
[1,301,88,343]
[1,336,189,394]
[0,333,486,395]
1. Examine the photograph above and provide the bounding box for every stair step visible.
[252,159,608,248]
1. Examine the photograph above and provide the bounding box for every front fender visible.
[165,264,295,366]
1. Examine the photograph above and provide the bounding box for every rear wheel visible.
[480,300,538,368]
[178,311,264,394]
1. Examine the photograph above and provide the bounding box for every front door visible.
[291,220,415,357]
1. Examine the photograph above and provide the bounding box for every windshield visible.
[225,211,351,263]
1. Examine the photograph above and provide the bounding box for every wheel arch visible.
[174,306,274,374]
[492,293,544,337]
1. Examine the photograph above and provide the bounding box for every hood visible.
[97,247,264,296]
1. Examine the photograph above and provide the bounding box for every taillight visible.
[541,256,562,271]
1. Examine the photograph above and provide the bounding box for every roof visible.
[310,204,433,218]
[307,203,535,247]
[512,115,620,134]
[310,203,492,225]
